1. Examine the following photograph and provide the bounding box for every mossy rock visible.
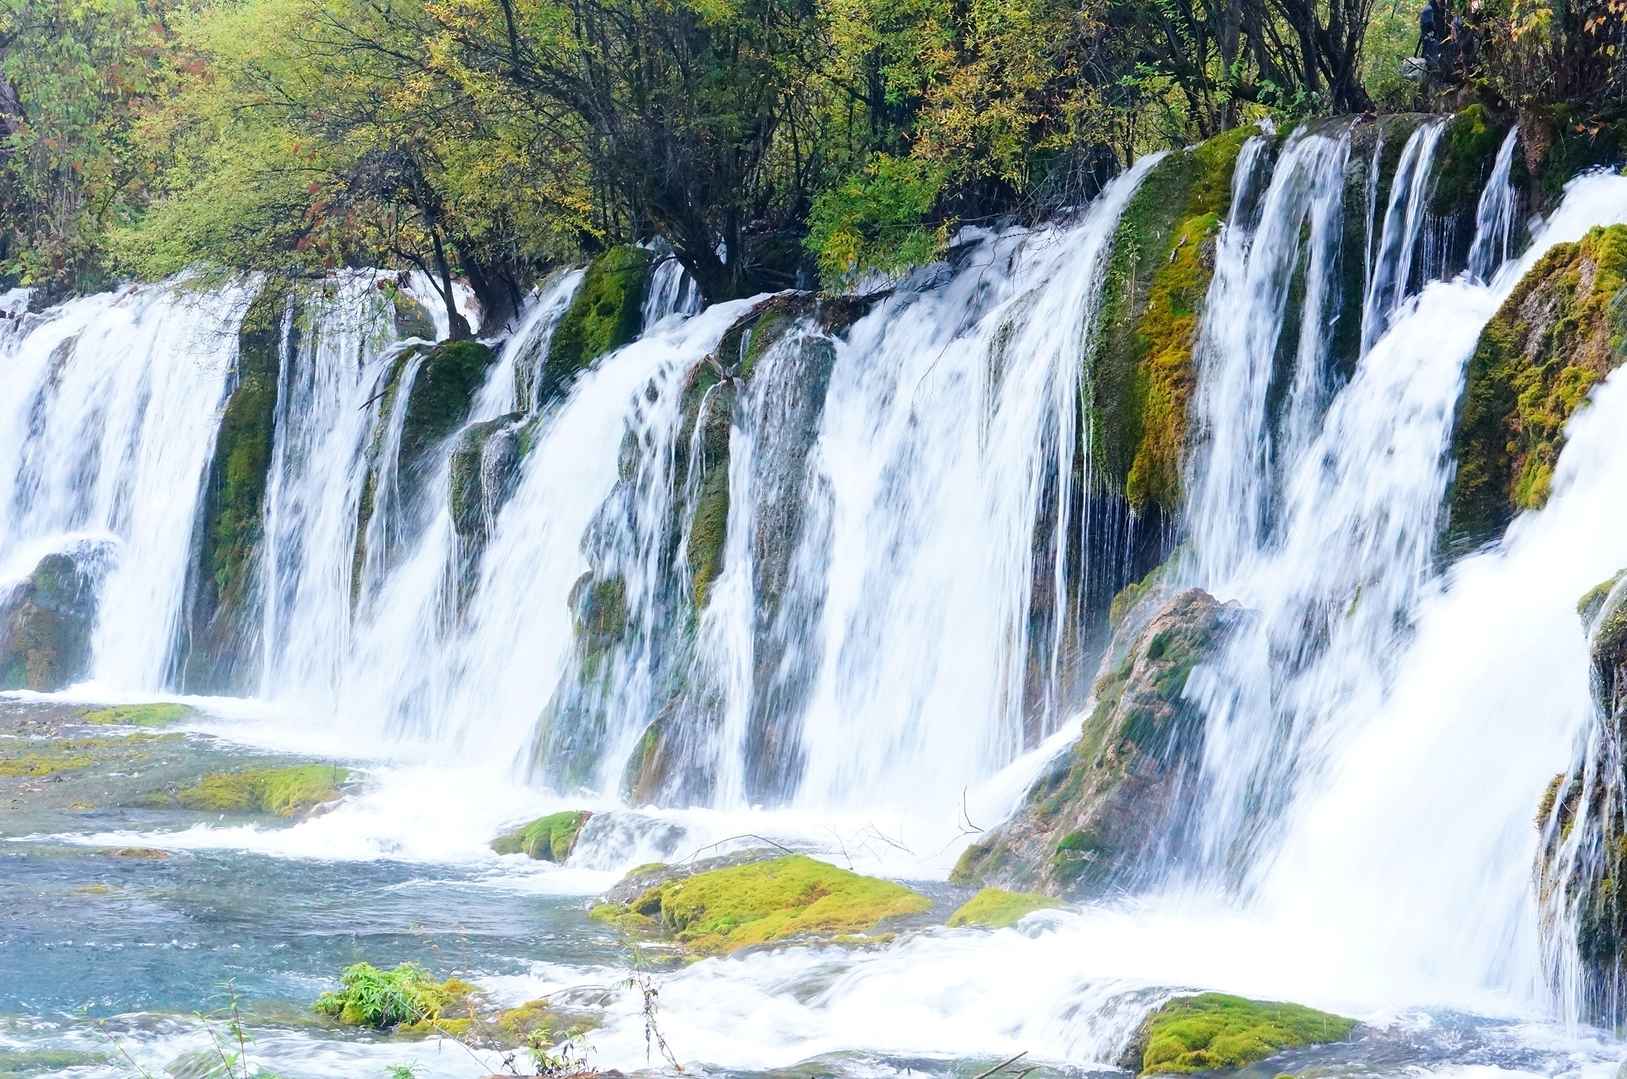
[0,751,94,778]
[953,590,1239,895]
[157,764,349,817]
[1124,993,1356,1075]
[1430,104,1509,217]
[448,414,522,542]
[593,853,930,955]
[946,887,1062,928]
[541,245,654,403]
[0,546,107,692]
[1447,224,1627,550]
[1520,105,1627,211]
[400,339,499,476]
[1092,125,1256,516]
[491,809,593,863]
[78,703,195,727]
[185,279,290,691]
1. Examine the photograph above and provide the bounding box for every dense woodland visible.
[0,0,1623,323]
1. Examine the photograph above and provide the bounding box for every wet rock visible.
[590,852,929,955]
[184,280,290,692]
[448,414,523,545]
[491,809,593,863]
[0,542,111,691]
[540,245,654,406]
[1447,223,1627,551]
[1119,992,1356,1075]
[952,589,1241,896]
[1536,572,1627,1021]
[143,764,350,817]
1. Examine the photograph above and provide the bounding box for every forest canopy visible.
[0,0,1622,313]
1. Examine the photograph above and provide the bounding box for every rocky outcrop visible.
[183,280,290,691]
[538,245,654,406]
[0,542,111,691]
[1517,106,1627,214]
[1535,572,1627,1023]
[1092,125,1257,520]
[1447,223,1627,550]
[952,589,1240,896]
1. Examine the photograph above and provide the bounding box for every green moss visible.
[1430,105,1506,216]
[1136,993,1356,1075]
[169,764,348,816]
[313,962,475,1030]
[543,245,654,401]
[401,339,498,470]
[78,703,194,727]
[1093,126,1255,515]
[1578,572,1627,623]
[0,752,93,777]
[1528,107,1627,209]
[1449,224,1627,548]
[491,809,593,862]
[201,280,288,619]
[600,854,930,955]
[0,1047,112,1075]
[946,887,1061,928]
[688,462,731,610]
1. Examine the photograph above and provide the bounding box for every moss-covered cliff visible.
[1448,224,1627,550]
[184,280,292,691]
[1091,125,1258,518]
[539,245,654,406]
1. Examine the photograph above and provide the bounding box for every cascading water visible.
[1183,171,1627,1002]
[1468,125,1522,281]
[1361,118,1448,353]
[0,282,254,689]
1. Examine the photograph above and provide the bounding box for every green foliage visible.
[491,810,593,862]
[946,887,1061,927]
[168,764,349,816]
[1136,993,1356,1074]
[601,854,932,954]
[805,154,949,282]
[313,963,474,1030]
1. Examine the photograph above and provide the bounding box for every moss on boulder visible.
[0,545,108,691]
[953,589,1239,895]
[1430,105,1509,217]
[1447,224,1627,550]
[1122,993,1356,1075]
[157,764,349,817]
[946,887,1062,928]
[1091,125,1256,517]
[491,809,593,863]
[591,853,930,955]
[541,245,654,404]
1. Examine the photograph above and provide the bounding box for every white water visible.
[0,281,253,688]
[1468,126,1522,281]
[7,120,1627,1078]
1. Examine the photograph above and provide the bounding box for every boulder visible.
[1119,992,1356,1075]
[952,589,1240,896]
[0,542,111,691]
[539,246,654,406]
[491,809,593,863]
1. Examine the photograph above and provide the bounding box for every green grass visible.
[1137,993,1356,1074]
[170,764,349,816]
[313,962,475,1030]
[78,702,194,727]
[946,887,1061,928]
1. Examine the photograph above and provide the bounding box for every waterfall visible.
[0,281,254,689]
[1187,172,1627,1000]
[1360,118,1448,354]
[1183,126,1352,587]
[1467,125,1522,281]
[642,246,702,328]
